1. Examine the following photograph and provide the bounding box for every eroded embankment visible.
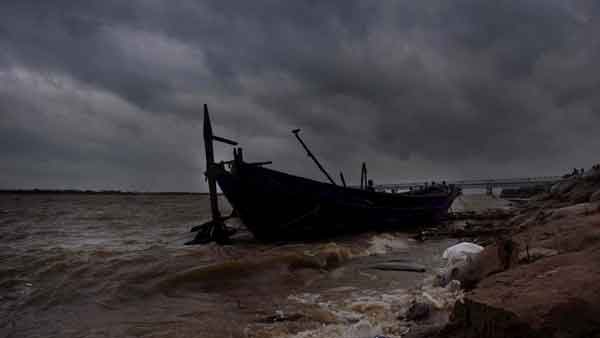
[440,169,600,338]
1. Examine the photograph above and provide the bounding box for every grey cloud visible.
[1,0,599,191]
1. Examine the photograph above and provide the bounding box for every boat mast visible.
[292,129,337,186]
[187,104,240,245]
[203,104,221,220]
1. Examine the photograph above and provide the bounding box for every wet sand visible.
[0,193,503,338]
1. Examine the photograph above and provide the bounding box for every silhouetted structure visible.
[188,105,460,244]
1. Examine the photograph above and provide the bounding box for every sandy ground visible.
[450,193,512,213]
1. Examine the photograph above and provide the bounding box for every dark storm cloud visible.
[1,0,600,191]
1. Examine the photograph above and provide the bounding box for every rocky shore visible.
[433,167,600,338]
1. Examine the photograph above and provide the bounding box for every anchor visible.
[186,104,238,245]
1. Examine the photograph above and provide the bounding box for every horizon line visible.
[0,189,213,195]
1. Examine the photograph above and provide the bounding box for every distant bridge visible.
[375,176,564,194]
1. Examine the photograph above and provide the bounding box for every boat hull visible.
[215,163,459,241]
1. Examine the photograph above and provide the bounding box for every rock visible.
[496,237,520,270]
[557,177,600,204]
[568,189,593,204]
[443,297,537,338]
[518,247,559,263]
[433,268,451,287]
[442,248,600,338]
[531,192,553,201]
[583,167,600,181]
[549,202,595,220]
[401,324,445,338]
[404,300,432,321]
[590,189,600,203]
[550,179,577,195]
[566,182,599,204]
[437,169,600,338]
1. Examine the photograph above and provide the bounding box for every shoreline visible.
[426,168,600,338]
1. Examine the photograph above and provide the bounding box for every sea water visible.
[0,193,496,338]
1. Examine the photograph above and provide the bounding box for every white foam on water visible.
[285,319,383,338]
[280,234,467,338]
[364,234,409,256]
[284,274,465,338]
[287,293,321,305]
[285,288,414,338]
[419,283,465,311]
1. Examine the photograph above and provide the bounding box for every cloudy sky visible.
[1,1,599,191]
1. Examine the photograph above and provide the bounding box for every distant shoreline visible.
[0,189,210,195]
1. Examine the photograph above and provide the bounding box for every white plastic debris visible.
[442,242,484,266]
[435,242,484,287]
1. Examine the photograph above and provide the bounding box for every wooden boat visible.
[188,105,460,244]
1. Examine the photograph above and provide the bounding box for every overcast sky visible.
[1,1,599,191]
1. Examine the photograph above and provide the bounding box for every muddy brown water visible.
[0,193,498,338]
